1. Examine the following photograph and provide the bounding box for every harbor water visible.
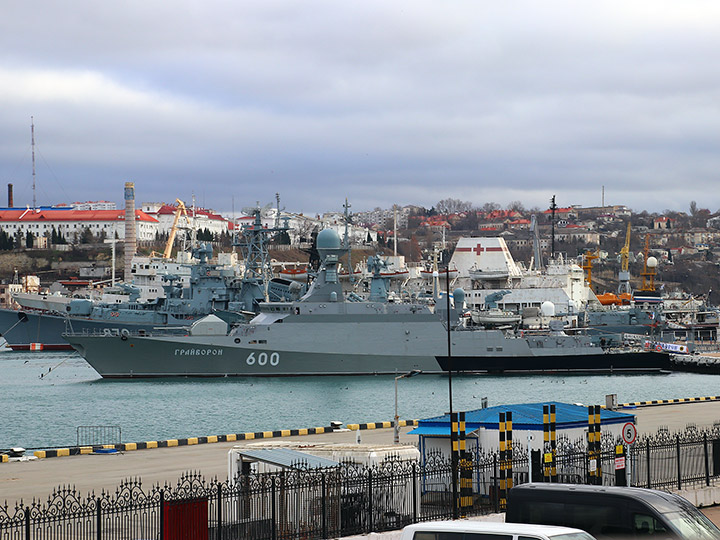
[2,351,719,450]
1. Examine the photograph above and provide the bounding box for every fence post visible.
[676,435,682,491]
[96,496,102,540]
[216,483,222,540]
[24,507,30,540]
[412,462,418,523]
[493,454,499,514]
[321,473,327,540]
[159,489,165,540]
[615,445,627,487]
[271,477,277,540]
[704,433,710,487]
[646,439,651,488]
[367,469,373,534]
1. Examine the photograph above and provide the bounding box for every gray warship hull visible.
[0,307,188,351]
[65,314,670,378]
[64,227,670,378]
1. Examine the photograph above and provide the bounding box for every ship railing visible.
[62,326,188,338]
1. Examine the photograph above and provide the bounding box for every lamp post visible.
[394,369,421,444]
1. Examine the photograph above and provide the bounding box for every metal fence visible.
[76,426,122,448]
[2,428,720,540]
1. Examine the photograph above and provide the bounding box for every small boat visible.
[471,308,522,326]
[277,266,309,282]
[419,268,459,280]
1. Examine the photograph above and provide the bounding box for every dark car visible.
[506,484,720,540]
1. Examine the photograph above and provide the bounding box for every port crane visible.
[617,222,632,296]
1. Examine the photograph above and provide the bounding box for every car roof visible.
[402,520,590,536]
[509,483,688,514]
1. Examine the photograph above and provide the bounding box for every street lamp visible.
[394,369,422,444]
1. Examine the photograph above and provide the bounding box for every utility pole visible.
[31,117,36,210]
[550,195,557,260]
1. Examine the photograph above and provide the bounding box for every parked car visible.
[506,483,720,540]
[400,520,597,540]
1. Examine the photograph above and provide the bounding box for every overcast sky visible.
[2,1,720,216]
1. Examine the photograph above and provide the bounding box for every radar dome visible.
[453,288,465,307]
[317,228,341,250]
[541,301,556,317]
[646,256,658,268]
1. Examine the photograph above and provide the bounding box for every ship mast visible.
[343,198,353,283]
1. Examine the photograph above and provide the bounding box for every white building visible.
[141,202,231,238]
[0,208,158,243]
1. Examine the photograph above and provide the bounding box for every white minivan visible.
[400,521,597,540]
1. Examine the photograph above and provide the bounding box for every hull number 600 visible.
[246,352,280,366]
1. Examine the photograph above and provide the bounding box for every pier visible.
[3,399,720,504]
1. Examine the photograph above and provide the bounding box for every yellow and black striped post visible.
[594,404,602,483]
[451,412,460,514]
[499,412,507,509]
[587,404,602,484]
[506,411,514,492]
[543,405,551,481]
[550,404,557,482]
[458,411,472,514]
[587,405,596,483]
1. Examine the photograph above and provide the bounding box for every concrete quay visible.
[3,400,720,507]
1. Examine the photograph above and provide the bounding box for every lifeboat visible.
[277,266,308,282]
[419,268,459,280]
[596,292,620,306]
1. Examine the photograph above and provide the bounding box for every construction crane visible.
[582,249,599,293]
[163,199,189,259]
[617,222,632,297]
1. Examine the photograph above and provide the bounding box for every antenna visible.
[31,117,36,210]
[550,195,557,260]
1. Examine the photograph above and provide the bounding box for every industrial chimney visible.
[7,184,13,208]
[124,182,137,281]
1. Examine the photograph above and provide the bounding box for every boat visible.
[64,229,669,378]
[470,290,522,327]
[277,265,309,282]
[0,208,299,350]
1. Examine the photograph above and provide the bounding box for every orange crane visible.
[163,199,189,259]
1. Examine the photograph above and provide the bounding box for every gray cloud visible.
[1,1,720,215]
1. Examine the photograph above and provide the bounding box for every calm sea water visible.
[1,351,719,450]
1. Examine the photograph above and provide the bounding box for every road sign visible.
[622,422,637,445]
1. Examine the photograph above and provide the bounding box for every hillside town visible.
[0,185,718,302]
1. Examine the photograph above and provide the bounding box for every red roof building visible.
[0,208,158,241]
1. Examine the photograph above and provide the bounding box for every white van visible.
[400,521,597,540]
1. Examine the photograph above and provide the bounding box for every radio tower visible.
[31,117,36,210]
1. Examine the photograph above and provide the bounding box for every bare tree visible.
[436,198,473,215]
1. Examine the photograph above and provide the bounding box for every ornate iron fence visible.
[2,429,720,540]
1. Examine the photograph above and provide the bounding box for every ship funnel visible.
[7,183,13,207]
[124,182,137,281]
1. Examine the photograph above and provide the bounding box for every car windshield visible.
[665,511,720,540]
[549,534,597,540]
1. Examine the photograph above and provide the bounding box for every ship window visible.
[259,340,267,344]
[496,347,503,351]
[486,347,493,352]
[249,340,257,344]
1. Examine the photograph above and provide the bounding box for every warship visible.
[64,228,669,378]
[0,208,301,350]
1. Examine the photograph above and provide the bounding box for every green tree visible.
[25,231,34,249]
[79,227,94,244]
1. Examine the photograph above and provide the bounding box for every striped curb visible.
[347,420,418,430]
[31,426,336,459]
[28,422,413,460]
[619,395,720,408]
